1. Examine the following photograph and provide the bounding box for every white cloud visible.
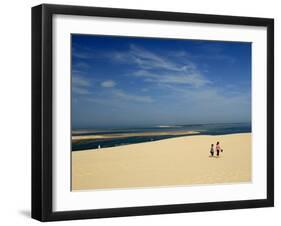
[129,44,181,71]
[111,45,211,88]
[110,45,180,71]
[72,87,91,95]
[83,88,154,106]
[73,76,90,87]
[72,75,91,95]
[162,73,211,87]
[134,70,211,87]
[101,80,116,88]
[73,62,90,70]
[113,89,153,103]
[75,44,213,89]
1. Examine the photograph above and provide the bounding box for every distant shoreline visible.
[72,122,251,151]
[72,130,200,141]
[72,131,251,152]
[72,122,251,134]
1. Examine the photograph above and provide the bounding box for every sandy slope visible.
[72,133,251,190]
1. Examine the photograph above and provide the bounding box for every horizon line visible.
[72,121,251,131]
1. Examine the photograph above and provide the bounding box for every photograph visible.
[71,34,252,191]
[31,3,274,221]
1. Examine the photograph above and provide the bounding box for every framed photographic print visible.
[32,4,274,221]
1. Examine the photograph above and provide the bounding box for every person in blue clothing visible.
[210,144,214,157]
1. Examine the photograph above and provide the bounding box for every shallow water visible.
[72,122,251,151]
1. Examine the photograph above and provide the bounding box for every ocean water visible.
[72,122,251,151]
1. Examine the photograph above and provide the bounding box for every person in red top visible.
[216,141,221,157]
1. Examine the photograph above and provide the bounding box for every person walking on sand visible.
[216,141,221,157]
[210,144,214,157]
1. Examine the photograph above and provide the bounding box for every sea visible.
[72,122,251,151]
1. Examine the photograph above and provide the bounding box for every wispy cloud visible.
[101,80,116,88]
[73,44,212,89]
[72,73,153,104]
[72,75,91,95]
[128,44,182,71]
[163,83,250,110]
[72,36,251,127]
[73,75,90,87]
[72,44,95,60]
[72,86,91,95]
[72,44,239,107]
[112,89,154,103]
[134,70,210,87]
[195,43,236,64]
[73,62,91,70]
[110,44,211,88]
[113,44,186,72]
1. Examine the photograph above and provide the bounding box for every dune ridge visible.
[72,133,251,190]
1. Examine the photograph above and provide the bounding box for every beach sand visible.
[72,133,251,190]
[72,130,199,143]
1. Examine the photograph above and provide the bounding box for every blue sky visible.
[72,34,251,129]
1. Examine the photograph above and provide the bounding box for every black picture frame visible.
[32,4,274,222]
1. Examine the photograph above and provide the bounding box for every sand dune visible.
[72,133,251,190]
